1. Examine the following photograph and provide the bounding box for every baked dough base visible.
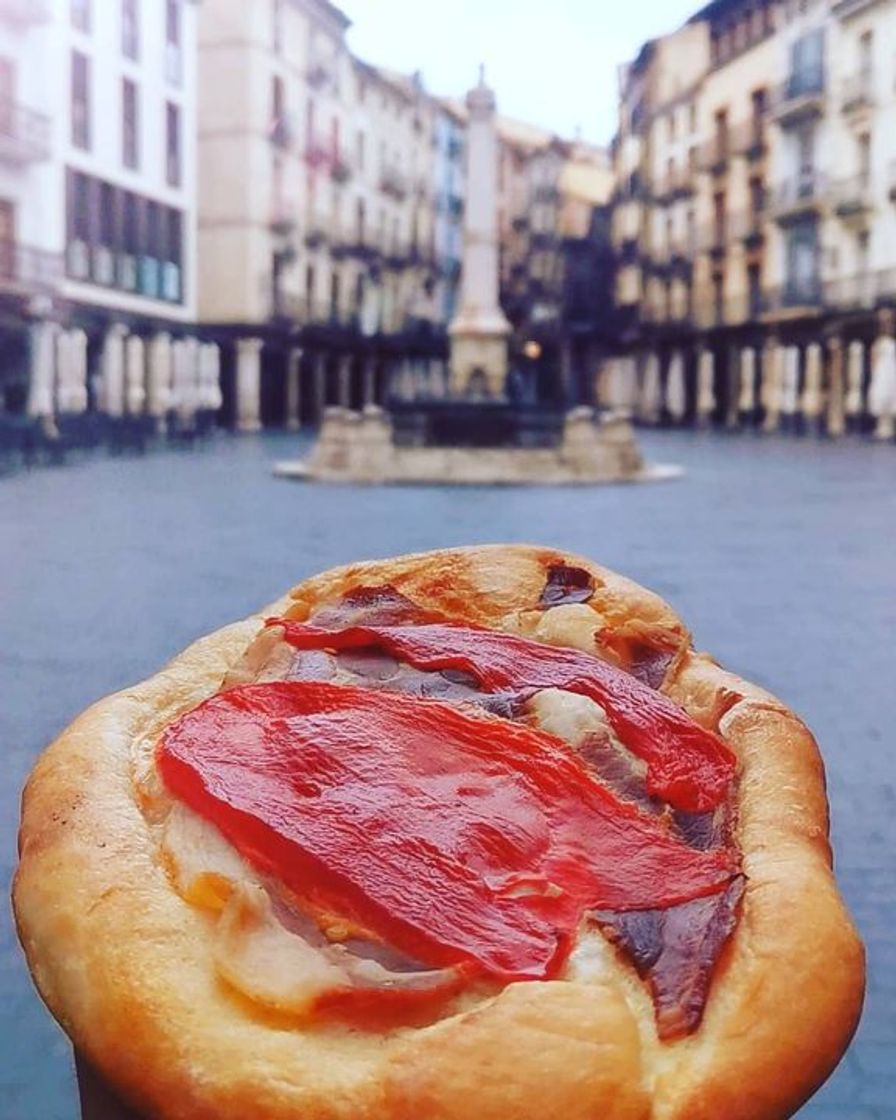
[14,545,864,1120]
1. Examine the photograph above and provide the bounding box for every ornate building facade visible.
[607,0,896,438]
[0,0,206,437]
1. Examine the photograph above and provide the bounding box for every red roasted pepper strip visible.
[269,620,736,813]
[158,682,737,982]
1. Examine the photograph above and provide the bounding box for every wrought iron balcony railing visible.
[380,165,409,200]
[699,136,731,175]
[0,98,51,164]
[730,118,767,159]
[769,170,827,219]
[832,173,873,216]
[771,70,826,124]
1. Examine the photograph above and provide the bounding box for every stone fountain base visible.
[273,406,680,485]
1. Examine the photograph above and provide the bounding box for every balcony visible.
[330,152,352,184]
[269,202,296,236]
[699,222,729,258]
[304,138,331,169]
[383,241,412,269]
[699,136,731,176]
[0,0,51,25]
[332,235,380,262]
[0,99,51,165]
[730,209,766,245]
[306,57,335,90]
[832,174,873,221]
[533,184,561,204]
[268,290,360,330]
[268,113,295,151]
[769,170,826,223]
[380,165,409,200]
[731,118,767,160]
[408,242,438,270]
[0,240,61,295]
[762,280,824,317]
[842,69,874,113]
[654,167,695,202]
[771,70,826,126]
[304,223,329,250]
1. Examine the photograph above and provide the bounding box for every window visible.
[858,131,871,186]
[166,0,182,84]
[71,51,90,150]
[749,176,765,217]
[71,0,90,32]
[164,208,182,301]
[785,224,819,304]
[859,30,873,77]
[305,263,315,311]
[789,30,824,96]
[713,190,726,243]
[122,78,139,169]
[748,263,762,316]
[66,169,92,279]
[356,198,365,241]
[273,0,284,54]
[356,129,365,172]
[122,0,139,60]
[166,102,181,187]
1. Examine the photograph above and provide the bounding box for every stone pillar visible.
[640,352,661,423]
[201,343,223,412]
[313,352,327,423]
[738,347,756,418]
[146,332,172,425]
[125,334,146,415]
[100,323,127,417]
[761,336,781,432]
[448,70,510,395]
[724,345,740,429]
[780,346,800,424]
[801,342,823,430]
[286,348,302,430]
[54,329,72,414]
[696,347,715,426]
[339,354,353,409]
[235,337,262,432]
[666,350,686,422]
[825,336,845,438]
[870,310,896,440]
[27,320,58,423]
[69,329,88,415]
[845,341,864,422]
[362,355,376,407]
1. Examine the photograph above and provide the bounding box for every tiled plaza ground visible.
[1,429,893,1119]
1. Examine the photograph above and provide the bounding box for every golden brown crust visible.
[13,545,863,1120]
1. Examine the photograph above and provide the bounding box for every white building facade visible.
[0,0,204,430]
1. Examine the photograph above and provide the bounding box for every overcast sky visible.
[340,1,701,146]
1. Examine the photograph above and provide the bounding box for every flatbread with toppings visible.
[14,546,863,1120]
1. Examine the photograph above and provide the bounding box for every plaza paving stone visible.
[0,428,893,1119]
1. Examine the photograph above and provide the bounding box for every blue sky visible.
[340,0,702,145]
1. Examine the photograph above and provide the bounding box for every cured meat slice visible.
[539,564,596,608]
[158,682,736,983]
[593,876,744,1039]
[270,619,736,813]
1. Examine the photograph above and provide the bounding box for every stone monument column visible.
[448,67,511,398]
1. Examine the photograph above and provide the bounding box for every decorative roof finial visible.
[478,62,486,86]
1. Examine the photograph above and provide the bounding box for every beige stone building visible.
[609,0,896,437]
[196,0,446,430]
